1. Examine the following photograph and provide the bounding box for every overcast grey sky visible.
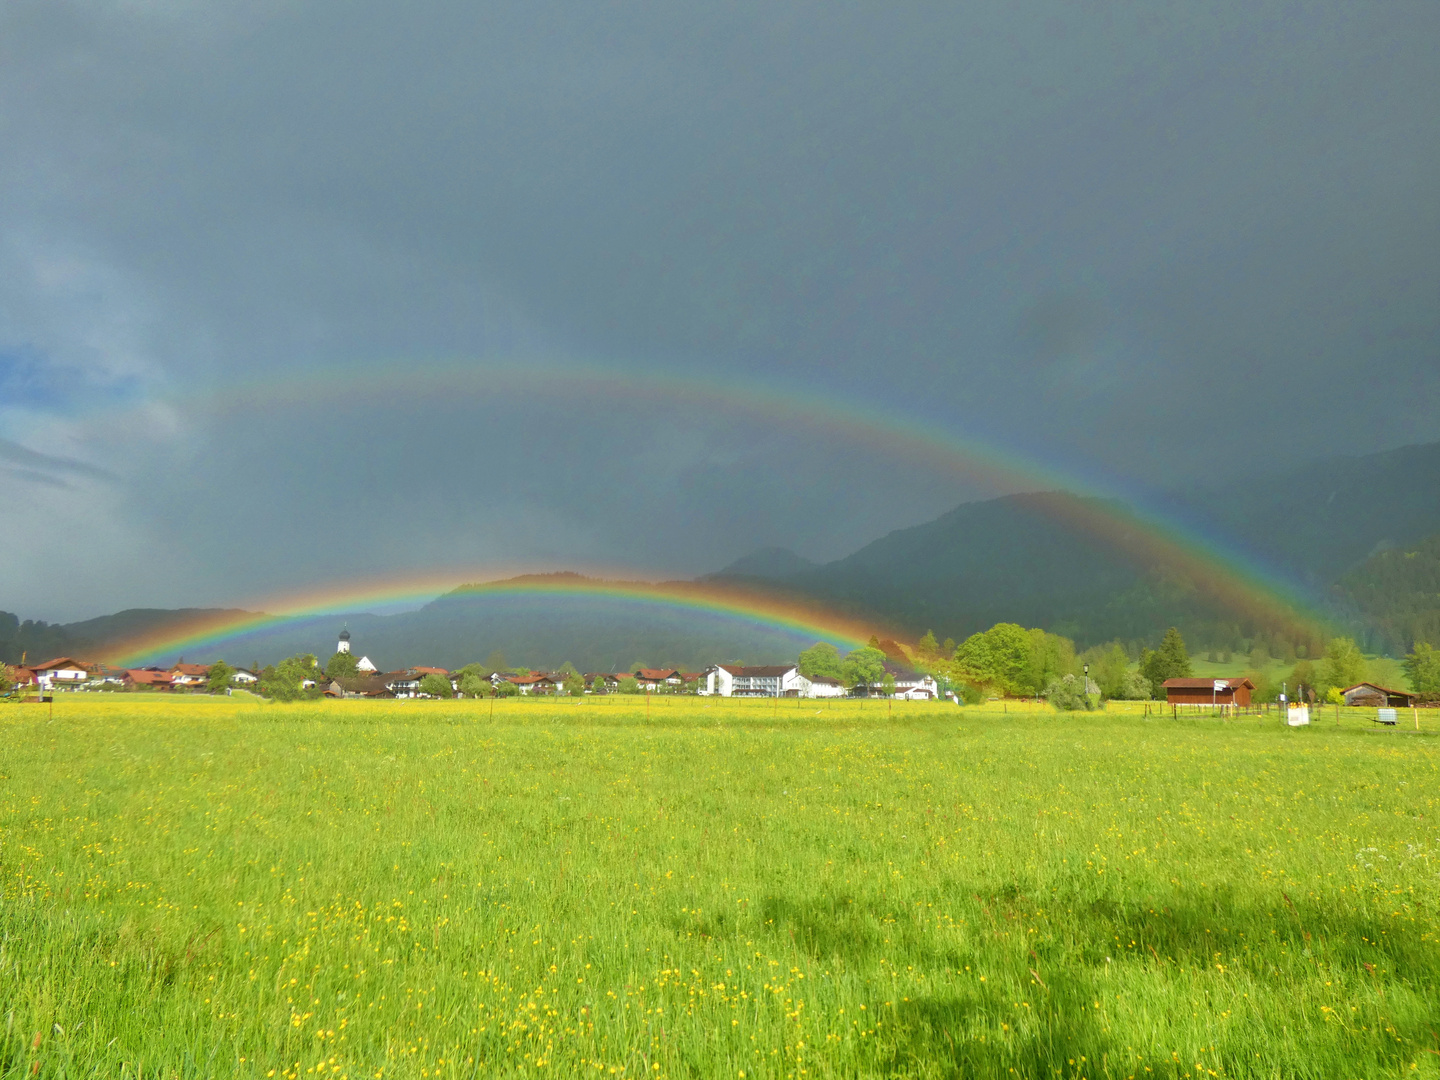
[2,0,1437,620]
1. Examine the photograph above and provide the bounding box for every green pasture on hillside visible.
[1,697,1437,1079]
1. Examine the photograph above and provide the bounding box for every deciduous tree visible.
[206,661,234,693]
[1403,642,1440,694]
[418,672,452,698]
[261,654,319,701]
[798,642,842,680]
[841,647,887,692]
[1321,637,1366,694]
[325,650,359,680]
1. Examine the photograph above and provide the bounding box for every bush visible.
[957,682,984,705]
[1118,670,1154,700]
[1045,673,1099,712]
[617,676,641,695]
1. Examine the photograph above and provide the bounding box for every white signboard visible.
[1214,680,1228,693]
[1287,704,1310,726]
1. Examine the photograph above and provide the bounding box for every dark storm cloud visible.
[0,0,1436,618]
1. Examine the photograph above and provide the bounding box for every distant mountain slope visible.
[706,547,817,581]
[1171,441,1440,584]
[0,608,255,666]
[1335,532,1440,652]
[761,491,1262,648]
[706,440,1440,650]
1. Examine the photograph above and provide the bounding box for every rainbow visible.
[63,357,1331,665]
[109,571,879,666]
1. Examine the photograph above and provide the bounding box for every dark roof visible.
[1341,682,1414,697]
[339,628,350,641]
[1163,677,1255,689]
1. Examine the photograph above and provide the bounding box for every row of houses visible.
[330,662,941,700]
[9,629,944,701]
[9,657,262,693]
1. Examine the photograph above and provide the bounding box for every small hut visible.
[1340,682,1416,708]
[1163,677,1254,706]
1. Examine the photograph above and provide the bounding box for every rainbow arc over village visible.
[110,574,879,667]
[66,358,1336,667]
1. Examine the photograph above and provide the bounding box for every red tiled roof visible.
[635,668,680,680]
[33,657,87,671]
[171,663,210,676]
[126,669,174,685]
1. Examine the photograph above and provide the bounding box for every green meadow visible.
[2,696,1438,1079]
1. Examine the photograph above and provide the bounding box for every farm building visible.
[1163,677,1254,706]
[1340,682,1416,708]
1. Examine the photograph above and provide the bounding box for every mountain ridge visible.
[5,439,1438,668]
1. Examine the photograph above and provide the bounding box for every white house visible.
[32,657,90,689]
[705,664,811,697]
[878,663,940,699]
[801,675,847,698]
[230,668,259,685]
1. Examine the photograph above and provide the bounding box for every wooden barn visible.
[1340,682,1416,708]
[1163,677,1255,706]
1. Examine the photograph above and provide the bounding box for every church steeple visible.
[338,625,351,654]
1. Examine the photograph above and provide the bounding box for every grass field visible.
[2,697,1437,1079]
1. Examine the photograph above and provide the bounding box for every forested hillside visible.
[1336,533,1440,653]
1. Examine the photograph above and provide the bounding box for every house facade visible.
[169,663,210,689]
[32,657,92,689]
[705,665,810,697]
[634,668,683,690]
[383,667,451,697]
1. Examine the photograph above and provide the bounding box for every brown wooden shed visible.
[1163,677,1254,706]
[1340,682,1416,708]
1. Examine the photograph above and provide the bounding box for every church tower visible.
[337,626,351,654]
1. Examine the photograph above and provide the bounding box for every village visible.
[9,625,1429,712]
[9,627,946,701]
